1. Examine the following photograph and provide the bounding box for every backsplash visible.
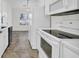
[51,14,79,35]
[59,19,79,30]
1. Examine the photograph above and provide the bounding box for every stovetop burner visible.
[43,30,79,39]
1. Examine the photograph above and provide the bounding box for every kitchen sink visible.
[43,30,79,39]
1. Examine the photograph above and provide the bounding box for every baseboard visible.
[28,40,38,50]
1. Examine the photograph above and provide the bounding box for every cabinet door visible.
[45,0,65,15]
[49,0,58,5]
[49,0,65,12]
[45,0,50,15]
[61,44,79,58]
[3,28,8,48]
[65,0,79,10]
[0,29,8,57]
[1,0,8,26]
[0,33,4,57]
[45,0,57,15]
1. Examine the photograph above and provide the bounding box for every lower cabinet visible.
[0,28,8,57]
[0,33,4,57]
[60,42,79,58]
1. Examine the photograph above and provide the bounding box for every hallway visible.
[2,32,38,58]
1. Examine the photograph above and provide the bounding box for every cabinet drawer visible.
[62,46,79,58]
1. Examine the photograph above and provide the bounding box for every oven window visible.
[41,38,52,58]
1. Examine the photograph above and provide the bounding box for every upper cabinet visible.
[45,0,50,15]
[45,0,79,15]
[1,0,8,27]
[64,0,79,11]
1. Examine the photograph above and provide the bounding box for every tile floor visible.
[2,31,38,58]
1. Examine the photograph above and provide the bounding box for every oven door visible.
[40,37,60,58]
[41,37,52,58]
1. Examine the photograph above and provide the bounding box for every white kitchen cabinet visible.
[1,0,8,26]
[45,0,66,15]
[49,0,58,5]
[49,0,66,14]
[0,32,4,57]
[44,0,50,15]
[0,28,8,57]
[45,0,57,15]
[3,28,8,50]
[61,46,79,58]
[45,0,55,15]
[45,0,79,15]
[64,0,79,11]
[60,40,79,58]
[1,0,12,27]
[0,0,7,27]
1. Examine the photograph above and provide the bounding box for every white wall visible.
[12,0,30,31]
[10,0,50,49]
[12,8,29,31]
[29,0,50,49]
[51,14,79,35]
